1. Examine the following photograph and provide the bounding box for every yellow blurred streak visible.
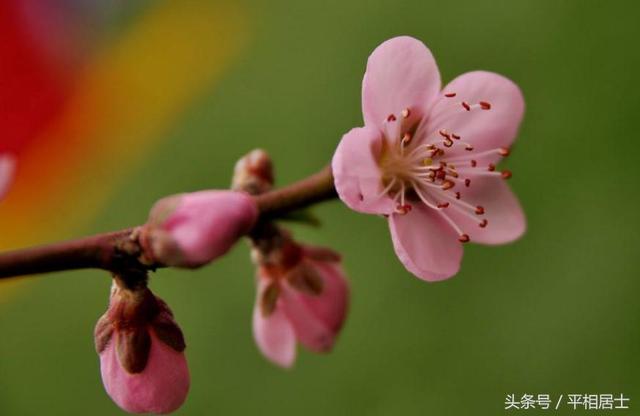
[0,1,249,298]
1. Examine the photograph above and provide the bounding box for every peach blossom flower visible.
[332,36,526,281]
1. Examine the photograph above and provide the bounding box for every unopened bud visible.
[141,190,258,268]
[231,149,274,195]
[95,276,189,414]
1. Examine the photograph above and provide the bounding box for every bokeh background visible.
[1,0,639,414]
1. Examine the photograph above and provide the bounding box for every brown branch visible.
[0,166,336,280]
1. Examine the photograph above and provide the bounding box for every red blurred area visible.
[0,1,72,156]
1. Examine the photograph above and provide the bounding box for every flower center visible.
[378,95,512,243]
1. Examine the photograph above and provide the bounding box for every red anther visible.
[499,147,510,156]
[396,204,412,214]
[458,234,470,243]
[401,108,411,118]
[445,92,457,97]
[444,139,453,148]
[440,161,448,167]
[455,192,461,200]
[442,180,455,190]
[488,163,496,172]
[475,206,485,215]
[464,178,471,187]
[470,160,477,167]
[462,101,471,111]
[465,144,474,151]
[437,149,445,156]
[437,202,450,209]
[501,170,512,179]
[387,114,397,122]
[479,101,491,110]
[451,134,461,140]
[439,129,450,138]
[479,219,488,228]
[448,170,459,178]
[436,170,446,180]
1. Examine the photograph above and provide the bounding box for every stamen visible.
[451,134,461,140]
[387,114,396,122]
[488,163,496,172]
[437,202,450,209]
[444,92,457,98]
[401,108,411,118]
[462,102,471,111]
[395,204,412,214]
[499,147,510,156]
[459,234,470,243]
[501,170,512,179]
[479,101,491,110]
[475,206,485,215]
[464,178,471,187]
[470,160,477,167]
[442,180,455,190]
[479,219,488,228]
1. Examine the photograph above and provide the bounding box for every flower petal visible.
[281,282,336,353]
[332,126,394,215]
[362,36,441,128]
[100,332,190,414]
[297,258,349,334]
[429,71,524,162]
[444,177,525,245]
[389,203,463,281]
[0,154,16,201]
[252,279,296,368]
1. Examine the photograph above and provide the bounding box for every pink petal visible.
[389,203,463,281]
[428,71,525,162]
[444,177,525,245]
[332,126,394,215]
[252,279,296,368]
[280,282,336,353]
[0,154,16,201]
[297,257,349,334]
[100,331,190,415]
[362,36,441,129]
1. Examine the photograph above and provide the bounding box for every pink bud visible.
[142,190,259,268]
[231,149,274,195]
[0,154,16,201]
[251,234,349,368]
[95,282,190,414]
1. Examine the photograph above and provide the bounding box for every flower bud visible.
[141,190,258,268]
[231,149,274,195]
[95,277,189,414]
[250,228,349,368]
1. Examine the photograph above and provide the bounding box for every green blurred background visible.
[1,0,639,414]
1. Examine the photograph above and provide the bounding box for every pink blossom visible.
[142,190,259,268]
[95,282,190,414]
[252,240,349,368]
[0,154,16,201]
[332,36,526,281]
